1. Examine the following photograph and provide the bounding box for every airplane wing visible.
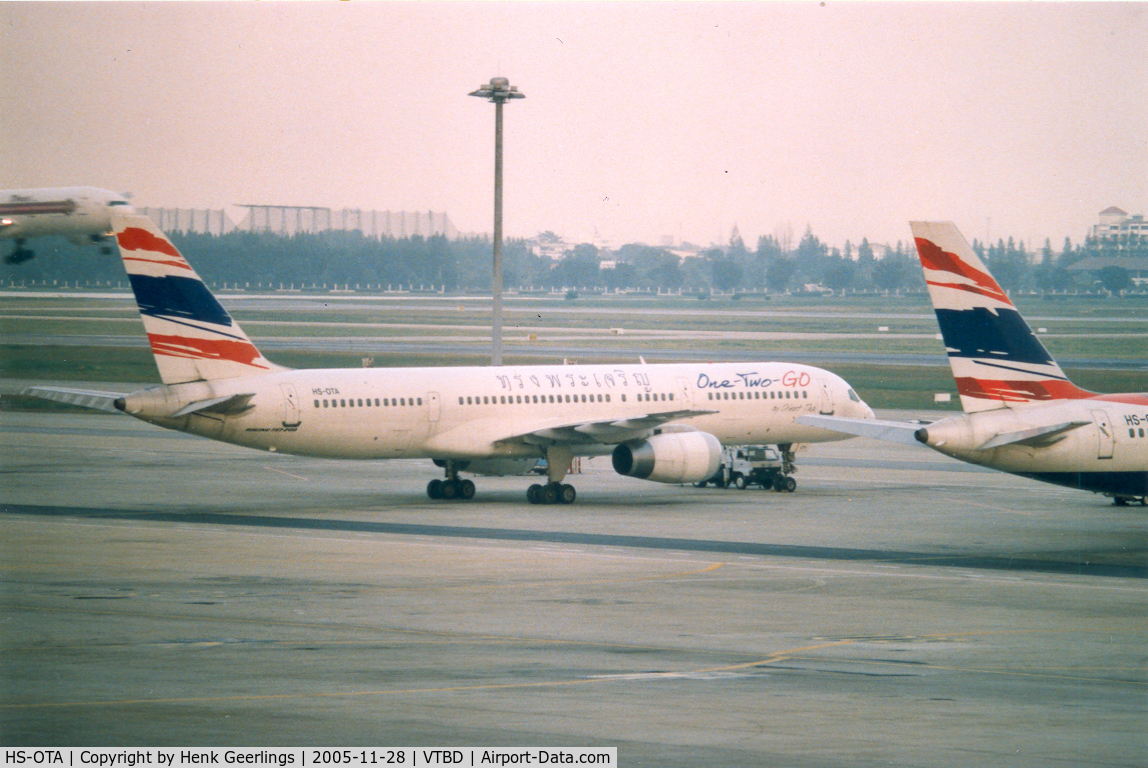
[20,386,124,413]
[797,414,923,445]
[505,408,718,447]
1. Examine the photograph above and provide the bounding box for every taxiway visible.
[1,411,1145,766]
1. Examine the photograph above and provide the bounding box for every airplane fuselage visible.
[118,361,868,462]
[0,187,132,242]
[916,395,1148,497]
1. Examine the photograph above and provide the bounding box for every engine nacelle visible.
[612,431,722,484]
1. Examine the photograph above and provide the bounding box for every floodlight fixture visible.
[469,77,525,366]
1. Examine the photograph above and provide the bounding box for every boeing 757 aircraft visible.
[1,187,133,264]
[24,214,875,504]
[801,221,1147,505]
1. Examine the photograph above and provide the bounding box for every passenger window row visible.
[455,392,675,406]
[707,390,808,400]
[1129,428,1146,438]
[315,397,423,408]
[312,390,804,409]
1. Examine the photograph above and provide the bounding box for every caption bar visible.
[3,750,615,768]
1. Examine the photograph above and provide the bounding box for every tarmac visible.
[2,410,1146,767]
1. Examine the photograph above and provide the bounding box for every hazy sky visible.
[2,2,1145,251]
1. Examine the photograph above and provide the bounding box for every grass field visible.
[2,289,1144,412]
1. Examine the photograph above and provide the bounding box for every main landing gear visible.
[527,445,577,505]
[427,459,475,500]
[426,448,581,504]
[527,482,576,505]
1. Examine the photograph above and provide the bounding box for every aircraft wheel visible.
[527,484,543,504]
[459,479,476,500]
[542,484,560,504]
[559,484,577,504]
[441,481,457,499]
[427,479,443,499]
[782,476,797,493]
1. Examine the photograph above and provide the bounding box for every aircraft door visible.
[819,379,835,415]
[427,391,442,423]
[676,378,693,409]
[280,384,301,428]
[1091,410,1114,460]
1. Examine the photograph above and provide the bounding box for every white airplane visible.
[23,213,875,504]
[1,186,133,264]
[800,221,1148,506]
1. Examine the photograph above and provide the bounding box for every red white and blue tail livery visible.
[912,221,1094,411]
[114,215,281,384]
[800,221,1147,505]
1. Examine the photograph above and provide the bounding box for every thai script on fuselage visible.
[495,369,652,392]
[697,370,811,390]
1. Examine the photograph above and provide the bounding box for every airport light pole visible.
[469,77,525,366]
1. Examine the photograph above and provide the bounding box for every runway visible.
[2,411,1146,766]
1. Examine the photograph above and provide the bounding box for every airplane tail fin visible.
[909,221,1093,412]
[113,214,282,384]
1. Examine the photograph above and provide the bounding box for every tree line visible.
[3,226,1144,294]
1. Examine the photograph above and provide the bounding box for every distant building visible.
[528,231,574,261]
[1068,255,1148,286]
[239,206,457,239]
[138,205,457,239]
[1090,206,1147,249]
[1070,206,1148,286]
[139,208,236,236]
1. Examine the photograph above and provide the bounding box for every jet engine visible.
[612,430,722,485]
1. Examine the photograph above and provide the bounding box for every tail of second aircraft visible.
[910,221,1094,413]
[113,214,281,384]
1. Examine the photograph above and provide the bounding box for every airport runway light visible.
[469,77,525,366]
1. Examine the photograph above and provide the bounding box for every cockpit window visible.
[109,200,130,206]
[848,389,861,402]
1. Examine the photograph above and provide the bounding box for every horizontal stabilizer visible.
[977,420,1090,450]
[171,393,256,417]
[797,415,923,445]
[20,386,123,413]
